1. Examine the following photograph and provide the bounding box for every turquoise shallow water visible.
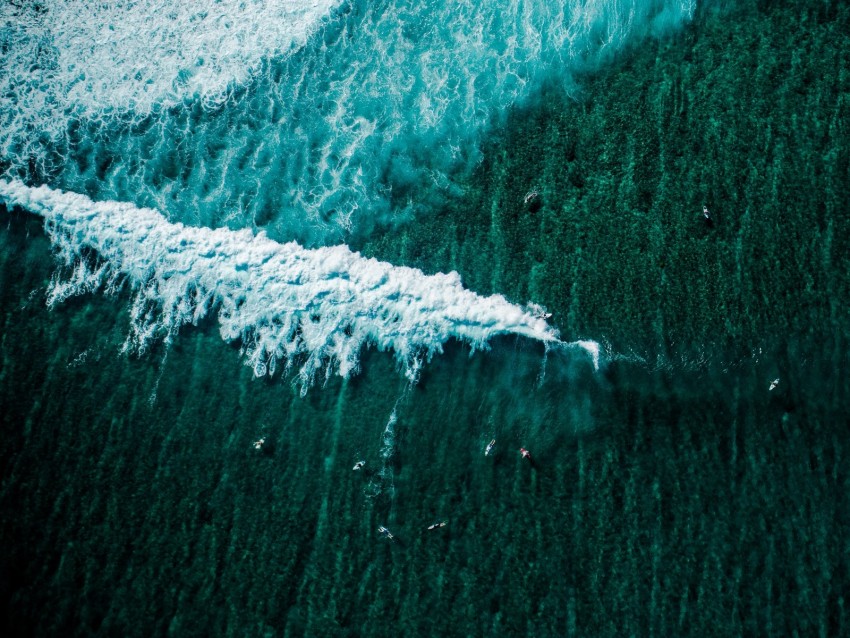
[2,0,850,636]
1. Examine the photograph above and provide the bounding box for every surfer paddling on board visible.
[519,447,538,468]
[378,526,396,541]
[485,439,496,456]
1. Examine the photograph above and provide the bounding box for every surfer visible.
[703,205,711,220]
[378,526,396,541]
[769,378,779,391]
[353,460,366,470]
[252,437,266,450]
[427,520,448,531]
[519,447,532,461]
[485,439,495,456]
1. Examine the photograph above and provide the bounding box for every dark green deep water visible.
[2,1,850,636]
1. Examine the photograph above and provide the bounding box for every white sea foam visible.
[1,0,336,111]
[575,339,601,371]
[1,0,699,240]
[0,0,336,172]
[0,180,591,390]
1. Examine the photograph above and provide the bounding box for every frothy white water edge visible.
[2,0,699,241]
[1,180,597,390]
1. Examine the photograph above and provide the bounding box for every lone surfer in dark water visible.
[702,205,714,226]
[519,447,539,469]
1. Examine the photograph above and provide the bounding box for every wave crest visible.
[1,179,565,391]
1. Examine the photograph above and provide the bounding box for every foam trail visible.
[575,340,601,371]
[369,408,399,501]
[0,180,575,390]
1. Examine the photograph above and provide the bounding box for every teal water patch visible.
[2,206,848,636]
[357,0,850,363]
[2,0,698,244]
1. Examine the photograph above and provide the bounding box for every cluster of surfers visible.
[253,356,778,544]
[248,435,523,542]
[370,371,780,543]
[363,438,533,543]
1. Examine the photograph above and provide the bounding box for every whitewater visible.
[0,180,596,390]
[0,0,696,383]
[1,0,698,241]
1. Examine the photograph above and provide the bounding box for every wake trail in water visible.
[0,180,600,390]
[366,407,400,504]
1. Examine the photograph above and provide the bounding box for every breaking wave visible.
[0,180,597,391]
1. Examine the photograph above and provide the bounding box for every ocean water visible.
[1,0,849,636]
